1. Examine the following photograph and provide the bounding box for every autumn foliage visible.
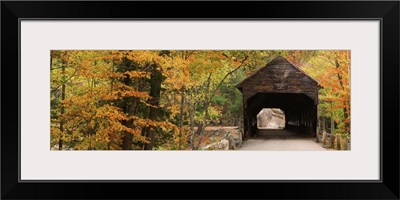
[50,50,350,150]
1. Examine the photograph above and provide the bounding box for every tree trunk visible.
[322,131,327,145]
[343,106,350,133]
[335,59,350,133]
[121,60,142,150]
[144,64,163,150]
[336,134,341,150]
[59,55,66,150]
[178,87,185,150]
[330,102,334,134]
[194,74,212,149]
[122,119,133,150]
[195,103,209,150]
[343,137,349,150]
[189,102,197,150]
[195,124,203,135]
[122,96,140,150]
[330,134,335,148]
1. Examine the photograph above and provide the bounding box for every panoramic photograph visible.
[50,50,350,150]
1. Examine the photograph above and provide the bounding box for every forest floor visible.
[194,126,326,151]
[239,129,326,151]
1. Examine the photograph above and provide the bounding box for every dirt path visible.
[239,129,326,151]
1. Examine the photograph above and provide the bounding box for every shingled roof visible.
[236,56,321,89]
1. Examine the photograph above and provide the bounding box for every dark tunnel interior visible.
[245,93,317,138]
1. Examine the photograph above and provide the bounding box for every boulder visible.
[201,139,229,150]
[228,136,236,150]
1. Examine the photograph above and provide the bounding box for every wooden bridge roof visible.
[236,56,321,89]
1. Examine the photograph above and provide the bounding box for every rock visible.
[257,109,272,127]
[51,144,73,150]
[201,139,229,150]
[228,136,236,150]
[257,108,285,129]
[51,145,59,150]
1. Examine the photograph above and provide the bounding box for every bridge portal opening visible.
[246,92,317,138]
[256,108,285,129]
[235,56,321,140]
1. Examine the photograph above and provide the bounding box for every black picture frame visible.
[1,1,399,199]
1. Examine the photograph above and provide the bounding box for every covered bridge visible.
[236,56,322,140]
